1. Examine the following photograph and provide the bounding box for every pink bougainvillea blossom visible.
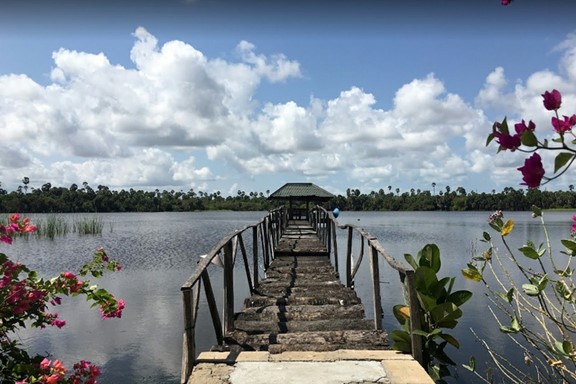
[518,153,545,188]
[494,131,521,151]
[551,114,576,134]
[514,119,536,134]
[99,298,125,319]
[542,89,562,111]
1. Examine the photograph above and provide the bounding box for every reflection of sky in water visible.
[335,210,576,382]
[6,210,575,383]
[9,211,265,384]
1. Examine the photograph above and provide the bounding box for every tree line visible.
[0,180,575,213]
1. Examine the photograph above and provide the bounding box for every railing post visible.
[331,217,338,276]
[181,283,200,384]
[252,226,259,289]
[406,270,424,366]
[223,242,234,335]
[263,218,270,269]
[346,226,353,288]
[201,270,223,345]
[369,243,382,330]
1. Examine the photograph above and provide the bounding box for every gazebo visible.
[268,182,335,220]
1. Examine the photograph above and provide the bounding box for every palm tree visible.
[432,182,436,195]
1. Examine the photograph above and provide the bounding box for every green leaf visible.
[446,290,473,307]
[495,288,514,303]
[430,302,462,328]
[390,330,412,353]
[555,267,573,277]
[497,118,510,134]
[404,253,418,270]
[463,356,476,372]
[414,266,439,292]
[461,265,483,282]
[521,130,538,147]
[561,239,576,254]
[522,283,540,296]
[518,244,544,260]
[482,231,491,242]
[537,275,549,291]
[554,152,575,173]
[440,333,460,349]
[417,243,441,273]
[412,329,438,338]
[417,291,438,313]
[486,132,495,147]
[531,205,542,217]
[555,281,575,302]
[500,317,521,334]
[554,340,574,357]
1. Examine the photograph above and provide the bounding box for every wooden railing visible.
[179,207,287,384]
[181,206,424,384]
[310,206,424,366]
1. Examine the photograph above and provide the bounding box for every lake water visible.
[6,210,576,383]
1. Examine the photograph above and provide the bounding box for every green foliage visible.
[392,243,472,383]
[73,217,104,235]
[462,208,576,383]
[2,181,576,213]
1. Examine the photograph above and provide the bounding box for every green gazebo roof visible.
[268,183,335,201]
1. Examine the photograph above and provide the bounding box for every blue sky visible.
[1,0,576,197]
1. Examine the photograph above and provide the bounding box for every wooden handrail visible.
[181,205,424,384]
[180,207,286,384]
[311,206,424,366]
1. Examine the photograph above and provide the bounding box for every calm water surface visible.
[7,210,575,383]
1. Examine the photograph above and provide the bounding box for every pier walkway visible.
[181,208,432,384]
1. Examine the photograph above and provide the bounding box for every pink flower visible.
[514,119,535,134]
[518,153,545,188]
[494,131,521,151]
[69,280,84,293]
[542,89,562,111]
[61,272,76,280]
[551,114,576,134]
[40,358,51,371]
[100,298,125,319]
[0,234,13,244]
[51,319,66,328]
[50,296,62,306]
[44,374,60,384]
[52,359,66,374]
[501,0,512,5]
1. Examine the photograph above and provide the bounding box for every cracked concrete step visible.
[224,329,389,353]
[233,318,375,333]
[254,285,359,297]
[244,295,362,307]
[235,304,365,322]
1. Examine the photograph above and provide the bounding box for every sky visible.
[2,0,576,197]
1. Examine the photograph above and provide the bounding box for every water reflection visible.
[6,210,575,383]
[9,211,265,384]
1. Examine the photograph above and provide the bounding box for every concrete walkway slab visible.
[230,360,389,384]
[188,350,434,384]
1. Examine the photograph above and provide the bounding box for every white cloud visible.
[3,27,576,194]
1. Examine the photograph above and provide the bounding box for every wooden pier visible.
[225,220,389,354]
[181,197,431,383]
